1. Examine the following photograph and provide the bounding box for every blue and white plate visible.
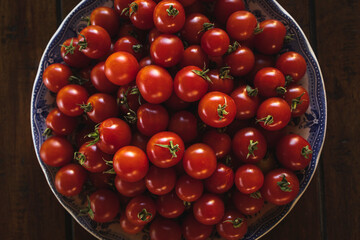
[30,0,327,239]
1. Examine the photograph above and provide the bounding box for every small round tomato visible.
[137,103,169,137]
[153,0,185,34]
[43,63,71,93]
[256,97,291,131]
[201,28,230,57]
[232,190,264,215]
[182,214,213,240]
[115,175,146,197]
[90,61,118,93]
[204,163,234,194]
[202,130,231,158]
[156,191,185,218]
[120,214,144,234]
[244,53,276,84]
[113,36,144,60]
[145,166,176,195]
[254,19,286,55]
[78,25,111,59]
[61,38,91,68]
[139,56,155,68]
[235,164,264,194]
[55,164,87,196]
[150,34,184,68]
[283,84,310,117]
[165,93,191,111]
[226,11,257,41]
[261,168,300,205]
[168,111,198,143]
[75,142,111,173]
[56,84,89,117]
[231,85,260,120]
[224,45,255,77]
[44,108,77,136]
[193,194,225,225]
[207,68,234,94]
[180,45,209,69]
[254,67,286,98]
[175,174,203,202]
[276,134,313,171]
[105,51,140,86]
[90,7,120,37]
[126,195,156,225]
[232,127,267,163]
[40,137,73,167]
[198,91,236,128]
[114,0,133,19]
[81,93,118,123]
[216,210,248,240]
[127,0,156,30]
[181,13,210,44]
[136,65,173,104]
[148,28,162,44]
[87,189,120,223]
[117,83,143,115]
[214,0,245,25]
[276,51,307,84]
[183,143,217,179]
[113,146,149,182]
[149,217,182,240]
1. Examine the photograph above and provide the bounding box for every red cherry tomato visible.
[283,84,310,117]
[153,0,186,34]
[276,51,307,84]
[114,0,133,18]
[150,34,184,68]
[75,142,111,173]
[139,56,155,68]
[254,19,286,55]
[226,11,257,41]
[115,175,146,197]
[168,111,198,143]
[204,163,234,194]
[256,97,291,131]
[113,36,144,60]
[202,130,231,159]
[180,45,209,69]
[231,85,260,120]
[175,174,204,202]
[149,217,182,240]
[182,214,213,240]
[214,0,245,25]
[235,164,264,194]
[43,63,71,93]
[156,191,185,218]
[193,194,225,225]
[55,164,87,196]
[45,108,77,136]
[90,7,120,37]
[78,25,111,59]
[61,38,91,68]
[117,83,143,115]
[145,166,176,195]
[87,189,120,223]
[90,61,118,93]
[120,214,144,234]
[81,93,118,123]
[201,28,230,57]
[254,67,286,98]
[207,68,234,94]
[232,190,264,215]
[56,84,89,117]
[216,210,248,240]
[181,13,210,44]
[137,103,169,136]
[40,137,73,167]
[127,0,156,30]
[126,195,156,225]
[224,45,255,77]
[244,53,276,84]
[148,28,163,44]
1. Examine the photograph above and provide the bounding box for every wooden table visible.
[0,0,359,239]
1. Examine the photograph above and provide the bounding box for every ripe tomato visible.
[136,103,169,136]
[145,166,176,195]
[44,108,77,136]
[150,34,184,67]
[261,168,300,205]
[75,142,111,173]
[43,63,71,93]
[156,191,185,218]
[126,195,156,225]
[81,93,118,123]
[113,36,144,60]
[139,56,155,68]
[56,84,88,117]
[224,45,255,76]
[105,51,140,86]
[254,19,286,55]
[87,189,120,223]
[198,91,236,128]
[113,146,149,182]
[120,214,144,234]
[276,51,307,84]
[175,174,203,202]
[114,0,133,19]
[40,137,73,167]
[117,83,143,115]
[136,65,173,104]
[61,38,91,68]
[149,217,182,240]
[193,194,225,225]
[90,61,118,93]
[283,84,310,117]
[231,85,260,120]
[78,25,111,59]
[153,0,186,34]
[202,130,231,158]
[127,0,156,30]
[148,28,162,44]
[201,28,230,57]
[183,143,217,179]
[214,0,245,25]
[232,127,267,163]
[254,67,286,98]
[168,111,198,143]
[235,164,264,194]
[276,134,313,171]
[216,210,248,240]
[256,97,291,131]
[55,164,87,196]
[182,214,213,240]
[90,7,120,37]
[207,68,234,94]
[244,53,276,84]
[165,93,191,111]
[226,11,257,41]
[204,163,234,194]
[181,13,210,44]
[115,175,146,197]
[180,45,209,69]
[232,190,264,215]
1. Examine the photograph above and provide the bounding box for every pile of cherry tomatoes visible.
[39,0,313,239]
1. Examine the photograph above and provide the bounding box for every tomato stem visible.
[183,201,191,209]
[80,102,93,113]
[129,2,138,17]
[121,7,130,16]
[253,22,263,35]
[137,208,152,222]
[42,128,52,137]
[81,16,91,26]
[224,218,244,228]
[77,34,88,51]
[192,69,212,83]
[250,191,262,199]
[284,34,294,43]
[129,86,142,105]
[68,75,89,85]
[276,86,287,95]
[155,140,180,158]
[219,66,233,79]
[256,115,274,125]
[285,75,293,86]
[226,41,240,55]
[246,85,258,97]
[291,92,305,111]
[79,196,94,219]
[60,38,75,56]
[217,98,229,120]
[199,22,214,33]
[74,152,86,165]
[166,5,179,17]
[301,145,313,159]
[277,175,292,192]
[86,125,100,146]
[132,44,143,53]
[247,140,258,159]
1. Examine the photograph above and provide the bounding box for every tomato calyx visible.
[199,23,215,33]
[61,38,75,56]
[129,2,139,17]
[217,98,229,120]
[192,69,212,83]
[77,34,88,51]
[246,85,258,97]
[277,175,292,192]
[219,66,234,80]
[224,218,244,228]
[79,196,95,219]
[301,145,313,159]
[285,75,293,86]
[284,34,295,43]
[137,208,153,222]
[87,124,100,146]
[226,41,240,55]
[103,159,116,174]
[166,5,179,17]
[276,86,287,95]
[253,23,263,35]
[256,115,274,125]
[124,108,138,124]
[183,201,191,209]
[42,128,52,137]
[224,155,233,167]
[118,86,141,112]
[291,92,305,111]
[132,44,143,53]
[74,152,86,165]
[250,191,262,199]
[81,16,91,26]
[155,140,181,158]
[80,102,93,113]
[247,140,259,159]
[68,75,89,85]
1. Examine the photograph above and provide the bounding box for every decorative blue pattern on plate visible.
[30,0,327,239]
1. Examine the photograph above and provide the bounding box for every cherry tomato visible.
[136,65,173,104]
[115,175,146,197]
[74,142,111,173]
[198,91,236,128]
[254,67,286,98]
[231,85,260,120]
[145,166,176,195]
[150,34,184,68]
[156,191,185,218]
[40,137,73,167]
[182,214,213,240]
[180,45,209,69]
[283,84,310,117]
[207,68,234,94]
[43,63,71,93]
[153,0,185,34]
[204,163,234,194]
[120,214,144,234]
[232,190,264,215]
[224,45,255,77]
[168,111,198,143]
[78,25,111,59]
[254,19,286,55]
[216,210,248,240]
[165,93,191,111]
[114,0,133,19]
[244,53,276,84]
[87,189,120,223]
[139,56,155,68]
[235,164,264,194]
[232,127,267,163]
[181,13,210,44]
[44,108,77,136]
[256,97,291,131]
[55,164,87,196]
[214,0,245,25]
[56,84,88,117]
[90,61,118,93]
[276,51,307,84]
[105,51,140,86]
[127,0,156,30]
[81,93,118,123]
[149,217,182,240]
[201,28,230,57]
[261,168,300,205]
[137,103,169,136]
[175,174,203,202]
[276,134,313,171]
[126,195,156,225]
[202,130,231,158]
[90,7,120,37]
[113,146,149,182]
[60,38,91,68]
[113,36,144,60]
[193,194,225,225]
[226,11,257,41]
[148,28,163,44]
[117,83,143,115]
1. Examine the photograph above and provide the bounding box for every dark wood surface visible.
[0,0,359,239]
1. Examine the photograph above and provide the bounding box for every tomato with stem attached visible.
[254,19,286,55]
[120,214,144,234]
[181,13,210,44]
[80,93,118,123]
[232,190,264,215]
[56,84,89,117]
[256,97,291,131]
[44,108,77,136]
[224,44,255,77]
[74,142,111,173]
[254,67,286,98]
[216,210,248,240]
[61,38,91,68]
[153,0,186,34]
[126,195,156,226]
[231,85,260,120]
[207,68,234,94]
[113,36,144,60]
[78,25,111,59]
[125,0,156,30]
[276,51,307,84]
[283,84,309,117]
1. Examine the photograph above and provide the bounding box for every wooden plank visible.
[0,0,67,239]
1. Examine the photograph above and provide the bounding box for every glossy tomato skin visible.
[204,163,234,194]
[105,51,139,86]
[201,28,230,57]
[115,175,146,197]
[55,164,87,196]
[90,61,118,93]
[180,45,209,69]
[256,97,291,131]
[129,0,156,30]
[168,111,198,143]
[283,84,310,117]
[120,214,144,234]
[244,53,276,84]
[181,13,210,44]
[175,174,203,202]
[276,134,312,171]
[76,142,111,173]
[43,63,71,93]
[148,28,162,44]
[40,137,73,167]
[113,146,149,182]
[231,85,260,120]
[182,214,213,240]
[114,0,133,19]
[276,51,307,83]
[153,0,186,34]
[193,194,225,225]
[149,217,182,240]
[235,164,264,194]
[57,84,89,117]
[136,65,173,104]
[183,143,217,179]
[150,34,184,68]
[83,93,118,123]
[214,0,246,25]
[198,91,236,128]
[254,67,286,98]
[88,189,120,222]
[207,69,234,94]
[78,25,111,59]
[113,36,143,60]
[202,130,231,159]
[45,108,77,135]
[254,19,286,55]
[226,11,257,41]
[139,56,155,68]
[90,7,120,37]
[61,38,91,68]
[126,195,156,225]
[232,190,264,215]
[224,46,255,77]
[156,191,185,218]
[232,127,267,163]
[216,210,248,240]
[137,103,169,137]
[261,168,300,205]
[145,166,176,195]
